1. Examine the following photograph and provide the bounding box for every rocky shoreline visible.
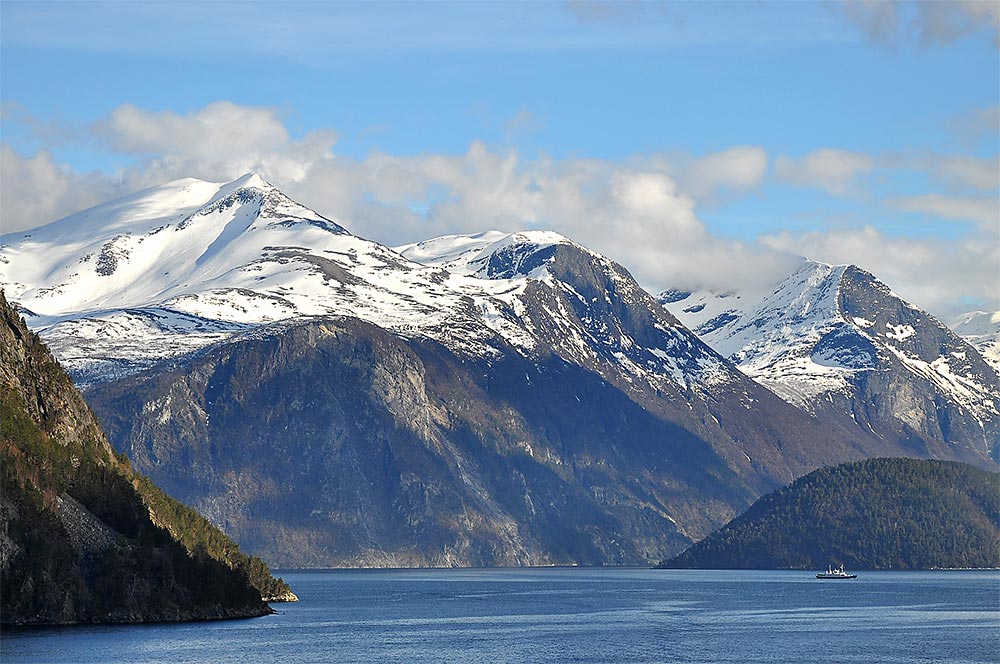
[264,590,300,603]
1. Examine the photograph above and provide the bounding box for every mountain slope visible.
[86,317,719,566]
[660,458,1000,570]
[662,261,1000,464]
[0,291,289,625]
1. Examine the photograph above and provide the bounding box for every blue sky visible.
[1,1,998,316]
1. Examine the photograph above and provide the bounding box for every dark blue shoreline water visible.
[3,568,998,663]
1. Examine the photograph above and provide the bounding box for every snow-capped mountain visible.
[398,231,735,392]
[4,174,996,568]
[662,261,1000,460]
[3,173,497,382]
[2,175,728,392]
[952,310,1000,374]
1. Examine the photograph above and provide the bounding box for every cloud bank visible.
[775,149,875,196]
[2,101,997,319]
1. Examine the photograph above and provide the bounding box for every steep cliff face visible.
[835,267,999,460]
[0,291,286,625]
[88,317,700,567]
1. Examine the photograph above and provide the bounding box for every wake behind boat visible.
[817,565,857,579]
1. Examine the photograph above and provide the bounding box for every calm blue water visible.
[2,568,998,663]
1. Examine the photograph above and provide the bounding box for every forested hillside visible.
[660,458,1000,570]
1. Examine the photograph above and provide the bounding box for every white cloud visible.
[0,146,124,234]
[775,148,998,197]
[91,102,337,191]
[284,147,786,293]
[611,171,701,237]
[951,105,1000,144]
[934,155,1000,191]
[504,109,543,141]
[85,103,781,292]
[889,193,999,230]
[916,0,1000,48]
[838,0,900,45]
[96,102,289,156]
[774,149,874,195]
[682,146,769,199]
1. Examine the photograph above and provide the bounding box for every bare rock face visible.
[834,266,1000,461]
[54,494,120,555]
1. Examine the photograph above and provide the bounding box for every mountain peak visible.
[0,171,352,319]
[953,310,1000,331]
[229,172,271,190]
[502,229,574,247]
[207,172,273,204]
[951,310,1000,373]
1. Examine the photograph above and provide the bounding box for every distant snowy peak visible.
[663,259,1000,448]
[952,310,1000,336]
[657,287,768,339]
[396,231,509,269]
[952,310,1000,373]
[660,261,856,406]
[660,260,844,355]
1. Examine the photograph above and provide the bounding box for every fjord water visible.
[3,569,997,663]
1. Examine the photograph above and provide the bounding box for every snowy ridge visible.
[398,229,587,279]
[2,175,727,391]
[403,230,736,390]
[663,260,1000,434]
[42,308,253,386]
